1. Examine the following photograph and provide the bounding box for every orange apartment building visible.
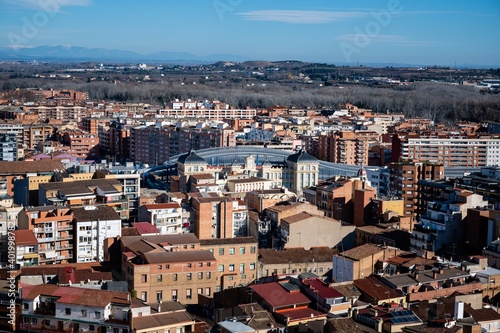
[191,196,248,240]
[120,234,218,304]
[199,237,258,291]
[23,124,54,150]
[318,131,378,166]
[59,130,99,160]
[18,205,74,265]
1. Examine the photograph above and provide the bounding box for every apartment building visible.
[23,124,53,150]
[58,130,99,160]
[199,237,258,291]
[387,162,445,221]
[317,131,378,166]
[18,205,74,265]
[191,196,248,239]
[280,212,355,250]
[138,202,185,235]
[159,108,257,120]
[23,105,88,122]
[19,284,130,333]
[12,229,38,267]
[410,190,487,255]
[129,125,235,166]
[0,159,63,196]
[392,134,500,167]
[0,132,17,161]
[38,178,130,221]
[121,234,217,304]
[95,164,141,219]
[73,205,122,263]
[332,243,401,282]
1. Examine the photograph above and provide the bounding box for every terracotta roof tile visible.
[13,230,38,245]
[0,159,64,175]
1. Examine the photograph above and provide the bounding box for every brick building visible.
[121,234,217,304]
[199,237,258,291]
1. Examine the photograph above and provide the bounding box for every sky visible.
[0,0,499,66]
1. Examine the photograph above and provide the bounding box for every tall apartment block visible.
[387,162,445,222]
[317,131,378,166]
[129,125,235,166]
[18,205,74,264]
[392,134,500,167]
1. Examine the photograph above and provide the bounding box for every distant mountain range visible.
[0,45,248,63]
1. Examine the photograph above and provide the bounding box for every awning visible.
[23,253,38,259]
[45,250,57,259]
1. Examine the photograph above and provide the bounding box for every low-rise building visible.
[200,237,258,291]
[121,234,218,304]
[19,284,131,333]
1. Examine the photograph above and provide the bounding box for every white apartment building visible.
[137,202,184,235]
[20,284,131,333]
[72,206,121,263]
[398,136,500,167]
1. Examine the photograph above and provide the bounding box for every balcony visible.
[38,237,55,243]
[56,225,73,231]
[57,235,74,241]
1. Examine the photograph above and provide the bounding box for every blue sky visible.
[1,0,499,66]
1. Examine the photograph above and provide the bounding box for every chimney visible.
[158,299,162,312]
[433,271,438,279]
[454,301,464,320]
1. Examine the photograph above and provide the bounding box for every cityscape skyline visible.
[0,0,499,66]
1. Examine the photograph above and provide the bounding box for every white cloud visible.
[237,10,366,24]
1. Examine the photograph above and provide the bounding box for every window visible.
[206,272,211,279]
[186,289,192,300]
[89,325,95,331]
[81,310,87,317]
[95,312,101,319]
[219,264,224,272]
[157,291,163,301]
[240,247,245,254]
[166,264,170,269]
[157,274,162,282]
[205,288,211,296]
[229,248,235,255]
[158,265,162,270]
[207,262,211,267]
[191,244,195,249]
[229,264,235,272]
[250,246,256,254]
[172,290,178,301]
[183,245,188,249]
[219,248,224,255]
[240,264,245,274]
[198,272,203,280]
[141,292,147,302]
[187,263,192,268]
[250,262,255,270]
[187,273,192,280]
[199,263,203,267]
[141,274,147,283]
[173,274,178,281]
[198,288,203,295]
[23,303,29,310]
[65,308,71,315]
